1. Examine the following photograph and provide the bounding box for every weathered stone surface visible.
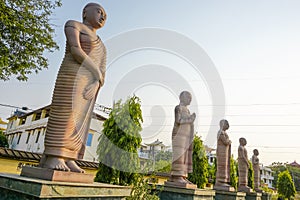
[213,184,235,192]
[245,192,262,200]
[261,193,272,200]
[21,166,94,183]
[0,173,131,200]
[215,119,232,186]
[215,190,246,200]
[170,91,196,184]
[164,180,197,189]
[157,185,215,200]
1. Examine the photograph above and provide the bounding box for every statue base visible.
[245,192,262,200]
[215,190,246,200]
[20,166,94,183]
[0,173,131,199]
[261,192,272,200]
[238,186,253,193]
[157,185,215,200]
[164,180,197,189]
[213,184,235,192]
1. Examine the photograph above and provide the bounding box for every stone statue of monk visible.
[39,3,107,173]
[252,149,262,192]
[170,91,196,184]
[215,119,232,188]
[238,137,251,192]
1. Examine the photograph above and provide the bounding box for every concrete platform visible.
[21,166,94,183]
[157,185,215,200]
[245,192,262,200]
[0,173,131,199]
[215,190,246,200]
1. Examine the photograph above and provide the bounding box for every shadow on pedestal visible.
[245,192,262,200]
[0,173,131,200]
[215,190,246,200]
[156,185,215,200]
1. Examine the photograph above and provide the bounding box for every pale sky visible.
[1,0,300,165]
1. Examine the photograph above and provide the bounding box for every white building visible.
[205,145,216,166]
[260,165,274,188]
[5,105,106,162]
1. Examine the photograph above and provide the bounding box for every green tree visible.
[277,170,296,200]
[188,135,208,188]
[0,0,62,81]
[154,160,171,172]
[0,130,8,147]
[248,160,254,189]
[230,156,238,189]
[95,96,143,186]
[155,151,172,162]
[270,162,287,188]
[208,157,216,184]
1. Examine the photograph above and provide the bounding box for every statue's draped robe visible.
[171,105,194,177]
[238,146,249,186]
[216,130,231,185]
[44,23,106,160]
[252,155,260,190]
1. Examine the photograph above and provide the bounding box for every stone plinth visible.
[245,192,262,200]
[164,181,197,189]
[21,166,94,183]
[157,185,215,200]
[0,173,131,200]
[261,193,272,200]
[215,190,246,200]
[214,184,235,192]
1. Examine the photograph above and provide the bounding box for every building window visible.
[10,134,14,144]
[44,110,49,118]
[19,117,26,125]
[34,112,41,121]
[26,132,30,144]
[17,134,21,144]
[35,130,40,143]
[86,133,93,147]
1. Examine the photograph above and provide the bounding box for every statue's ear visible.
[83,9,86,19]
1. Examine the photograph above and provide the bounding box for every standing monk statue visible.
[169,91,196,184]
[252,149,262,192]
[238,137,251,192]
[214,119,233,190]
[39,3,107,173]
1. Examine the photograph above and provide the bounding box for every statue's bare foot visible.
[170,176,188,184]
[66,160,85,173]
[43,156,70,171]
[184,177,193,184]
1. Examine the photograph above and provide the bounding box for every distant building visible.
[260,165,274,188]
[0,117,8,132]
[288,161,300,168]
[5,104,106,162]
[205,145,216,166]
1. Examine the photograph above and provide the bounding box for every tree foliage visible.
[208,157,216,184]
[277,170,296,200]
[188,135,208,188]
[230,156,238,189]
[248,160,254,189]
[0,0,61,81]
[126,175,159,200]
[95,96,143,186]
[270,162,300,191]
[154,160,171,172]
[0,130,8,147]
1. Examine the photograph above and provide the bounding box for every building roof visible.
[289,161,300,168]
[205,145,216,153]
[7,104,107,121]
[0,147,99,169]
[145,139,164,146]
